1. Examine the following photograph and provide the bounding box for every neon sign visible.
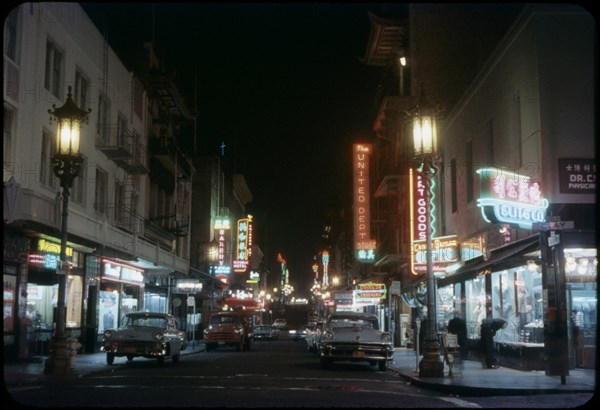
[353,143,376,261]
[477,167,548,229]
[234,215,253,273]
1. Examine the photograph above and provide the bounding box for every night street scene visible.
[3,3,596,409]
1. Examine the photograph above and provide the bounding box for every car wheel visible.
[320,357,332,369]
[157,356,165,365]
[205,343,215,351]
[244,338,251,351]
[378,361,388,371]
[106,353,115,365]
[172,353,180,363]
[236,341,242,351]
[126,354,134,361]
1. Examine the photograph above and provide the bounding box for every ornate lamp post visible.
[44,86,91,374]
[407,83,444,377]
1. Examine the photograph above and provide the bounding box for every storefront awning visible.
[439,234,541,286]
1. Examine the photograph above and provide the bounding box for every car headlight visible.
[154,332,164,341]
[324,331,334,340]
[234,328,243,334]
[381,332,392,343]
[103,330,113,339]
[289,330,297,335]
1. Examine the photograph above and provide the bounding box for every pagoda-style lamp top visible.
[48,86,91,157]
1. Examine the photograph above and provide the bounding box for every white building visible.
[4,3,192,359]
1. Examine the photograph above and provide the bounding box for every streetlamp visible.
[44,86,91,374]
[407,83,444,377]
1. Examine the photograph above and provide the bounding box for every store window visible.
[465,276,487,338]
[437,284,455,328]
[565,247,597,368]
[3,269,17,333]
[491,264,543,344]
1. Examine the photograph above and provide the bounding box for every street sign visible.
[548,234,560,247]
[547,221,574,230]
[532,221,575,231]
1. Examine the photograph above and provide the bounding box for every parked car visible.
[318,312,393,371]
[101,312,186,365]
[203,311,253,351]
[252,324,278,341]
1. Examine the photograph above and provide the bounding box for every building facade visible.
[3,3,193,360]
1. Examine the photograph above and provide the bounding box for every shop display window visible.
[144,292,167,313]
[491,264,543,344]
[99,289,119,333]
[437,285,455,328]
[566,247,597,359]
[465,276,486,338]
[3,274,17,333]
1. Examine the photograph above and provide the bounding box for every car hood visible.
[325,327,388,343]
[111,326,163,340]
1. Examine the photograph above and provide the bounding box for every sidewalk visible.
[4,344,596,396]
[388,348,596,396]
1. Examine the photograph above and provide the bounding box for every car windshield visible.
[210,315,239,325]
[125,316,167,328]
[328,317,377,329]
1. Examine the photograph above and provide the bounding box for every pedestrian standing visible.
[480,318,507,368]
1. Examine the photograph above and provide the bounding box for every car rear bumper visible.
[320,343,394,361]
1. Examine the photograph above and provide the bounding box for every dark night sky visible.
[82,3,408,296]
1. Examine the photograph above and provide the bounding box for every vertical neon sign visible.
[353,143,376,261]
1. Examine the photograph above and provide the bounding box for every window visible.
[117,113,128,147]
[74,69,90,112]
[4,7,19,61]
[40,130,56,188]
[114,180,124,223]
[44,39,63,99]
[466,140,474,203]
[4,107,14,179]
[94,168,108,214]
[97,93,110,144]
[450,158,457,213]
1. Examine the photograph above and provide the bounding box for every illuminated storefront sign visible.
[409,167,437,242]
[322,251,329,287]
[460,234,486,261]
[175,279,203,294]
[214,215,231,276]
[558,158,596,194]
[409,167,447,275]
[354,282,386,306]
[477,167,549,229]
[29,239,75,270]
[352,143,376,261]
[247,270,260,283]
[411,235,459,275]
[102,259,144,285]
[234,215,253,273]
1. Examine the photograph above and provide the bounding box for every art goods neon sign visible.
[476,167,548,229]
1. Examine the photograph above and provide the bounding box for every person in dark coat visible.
[447,309,468,360]
[480,318,508,368]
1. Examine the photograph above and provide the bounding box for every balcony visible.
[96,127,148,175]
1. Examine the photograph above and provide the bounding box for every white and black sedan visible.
[318,312,393,371]
[252,324,278,341]
[101,312,186,365]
